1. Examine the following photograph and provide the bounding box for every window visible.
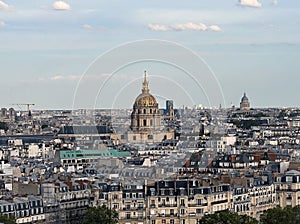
[180,199,185,206]
[150,189,155,196]
[180,209,185,214]
[170,209,174,216]
[151,200,155,207]
[113,194,118,199]
[144,109,146,114]
[196,208,203,214]
[170,220,174,224]
[197,199,202,205]
[113,204,118,209]
[138,212,143,219]
[143,119,147,126]
[132,193,136,199]
[138,203,143,209]
[126,212,131,219]
[170,189,174,196]
[150,119,153,126]
[133,136,136,141]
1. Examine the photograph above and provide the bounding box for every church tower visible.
[130,71,161,132]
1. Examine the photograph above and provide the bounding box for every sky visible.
[0,0,299,110]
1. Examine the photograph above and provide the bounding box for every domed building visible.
[119,71,174,144]
[131,71,161,132]
[240,92,250,110]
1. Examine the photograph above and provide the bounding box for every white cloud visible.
[148,22,221,32]
[49,73,110,82]
[50,75,78,81]
[209,25,222,32]
[0,1,12,10]
[83,24,93,30]
[0,21,5,27]
[148,23,168,31]
[239,0,262,8]
[53,1,70,10]
[171,22,207,31]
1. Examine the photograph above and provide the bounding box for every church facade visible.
[118,71,174,144]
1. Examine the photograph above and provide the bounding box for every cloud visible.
[49,73,110,82]
[148,24,168,31]
[53,1,70,10]
[0,21,5,27]
[50,75,78,81]
[148,22,221,32]
[171,22,207,31]
[239,0,262,8]
[83,24,93,30]
[0,1,12,10]
[209,25,222,32]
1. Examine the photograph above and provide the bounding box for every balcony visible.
[188,203,208,207]
[158,204,177,207]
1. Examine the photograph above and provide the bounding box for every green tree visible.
[83,205,118,224]
[0,122,8,131]
[260,206,300,224]
[200,210,258,224]
[0,214,16,224]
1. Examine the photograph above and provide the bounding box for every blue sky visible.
[0,0,299,109]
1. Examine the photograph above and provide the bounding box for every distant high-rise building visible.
[240,92,250,110]
[165,100,174,120]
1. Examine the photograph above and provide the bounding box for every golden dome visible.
[133,70,158,108]
[134,93,157,107]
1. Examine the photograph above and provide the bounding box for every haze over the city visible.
[0,0,299,109]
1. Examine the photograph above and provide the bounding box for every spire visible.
[142,70,149,94]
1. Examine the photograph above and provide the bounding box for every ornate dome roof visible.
[133,71,158,108]
[134,93,157,107]
[241,92,249,102]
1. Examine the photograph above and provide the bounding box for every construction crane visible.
[11,103,35,117]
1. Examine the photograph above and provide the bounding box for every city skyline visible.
[1,0,300,109]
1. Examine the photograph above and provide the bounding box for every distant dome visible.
[241,93,249,102]
[133,71,158,108]
[240,92,250,110]
[134,93,157,107]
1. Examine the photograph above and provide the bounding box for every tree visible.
[260,206,300,224]
[200,210,258,224]
[0,122,8,131]
[0,214,16,224]
[83,205,118,224]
